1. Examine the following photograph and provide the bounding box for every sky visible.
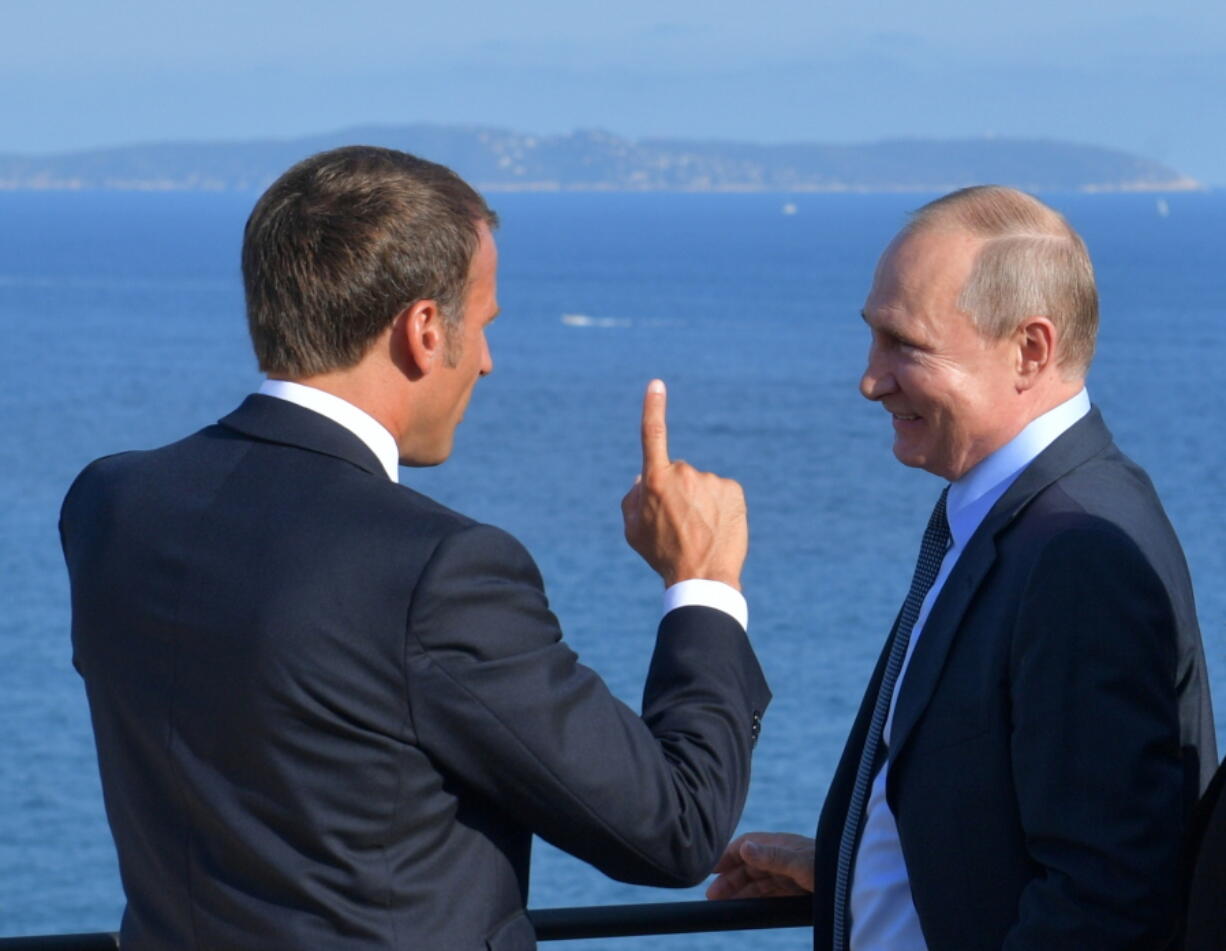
[2,0,1225,184]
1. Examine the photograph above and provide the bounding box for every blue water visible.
[1,190,1224,947]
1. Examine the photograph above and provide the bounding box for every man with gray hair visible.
[707,185,1215,949]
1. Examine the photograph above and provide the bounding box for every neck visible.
[275,360,408,446]
[1022,372,1085,423]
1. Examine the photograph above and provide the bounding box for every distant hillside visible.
[0,124,1201,193]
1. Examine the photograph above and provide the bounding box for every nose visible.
[479,331,493,376]
[859,346,896,402]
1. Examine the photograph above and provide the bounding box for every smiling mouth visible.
[892,413,920,422]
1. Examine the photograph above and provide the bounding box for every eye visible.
[873,330,914,353]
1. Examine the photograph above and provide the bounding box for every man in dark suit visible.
[60,146,770,950]
[706,186,1216,949]
[1178,756,1226,949]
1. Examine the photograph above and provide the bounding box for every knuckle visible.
[644,469,668,492]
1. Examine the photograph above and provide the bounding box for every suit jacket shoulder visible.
[814,407,1215,951]
[62,395,771,950]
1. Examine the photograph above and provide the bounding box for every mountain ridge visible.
[0,124,1201,193]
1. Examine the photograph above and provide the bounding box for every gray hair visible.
[907,185,1098,374]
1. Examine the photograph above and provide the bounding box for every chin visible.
[402,454,449,469]
[892,441,925,470]
[894,448,953,481]
[399,444,453,468]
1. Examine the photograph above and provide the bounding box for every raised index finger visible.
[640,378,670,474]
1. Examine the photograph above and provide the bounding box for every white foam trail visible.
[561,313,632,328]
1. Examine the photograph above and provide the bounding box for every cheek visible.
[957,370,1006,416]
[895,364,944,409]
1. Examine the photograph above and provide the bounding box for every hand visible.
[705,832,816,899]
[621,380,747,589]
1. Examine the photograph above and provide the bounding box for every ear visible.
[394,299,446,379]
[1014,316,1057,391]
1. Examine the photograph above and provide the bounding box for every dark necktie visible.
[831,487,951,951]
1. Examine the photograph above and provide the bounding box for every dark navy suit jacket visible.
[1178,755,1226,950]
[60,395,771,950]
[812,408,1216,950]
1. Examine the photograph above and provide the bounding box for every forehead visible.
[863,227,981,332]
[462,221,498,323]
[470,221,497,277]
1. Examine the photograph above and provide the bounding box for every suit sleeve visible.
[1004,523,1183,949]
[402,522,771,887]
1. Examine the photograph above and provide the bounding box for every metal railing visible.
[532,897,812,940]
[0,897,812,949]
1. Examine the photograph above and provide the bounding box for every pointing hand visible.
[621,380,747,589]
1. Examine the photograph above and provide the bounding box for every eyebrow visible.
[860,309,887,332]
[862,309,925,349]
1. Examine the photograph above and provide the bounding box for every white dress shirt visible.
[259,379,402,481]
[256,380,748,629]
[849,389,1091,951]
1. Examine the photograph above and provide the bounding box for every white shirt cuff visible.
[662,579,748,631]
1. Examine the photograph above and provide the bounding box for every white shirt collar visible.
[257,379,401,482]
[945,388,1091,548]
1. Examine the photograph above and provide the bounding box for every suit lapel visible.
[887,407,1115,761]
[217,394,387,478]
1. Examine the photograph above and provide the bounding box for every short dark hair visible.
[242,146,498,377]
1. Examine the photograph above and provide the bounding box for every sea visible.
[1,188,1224,948]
